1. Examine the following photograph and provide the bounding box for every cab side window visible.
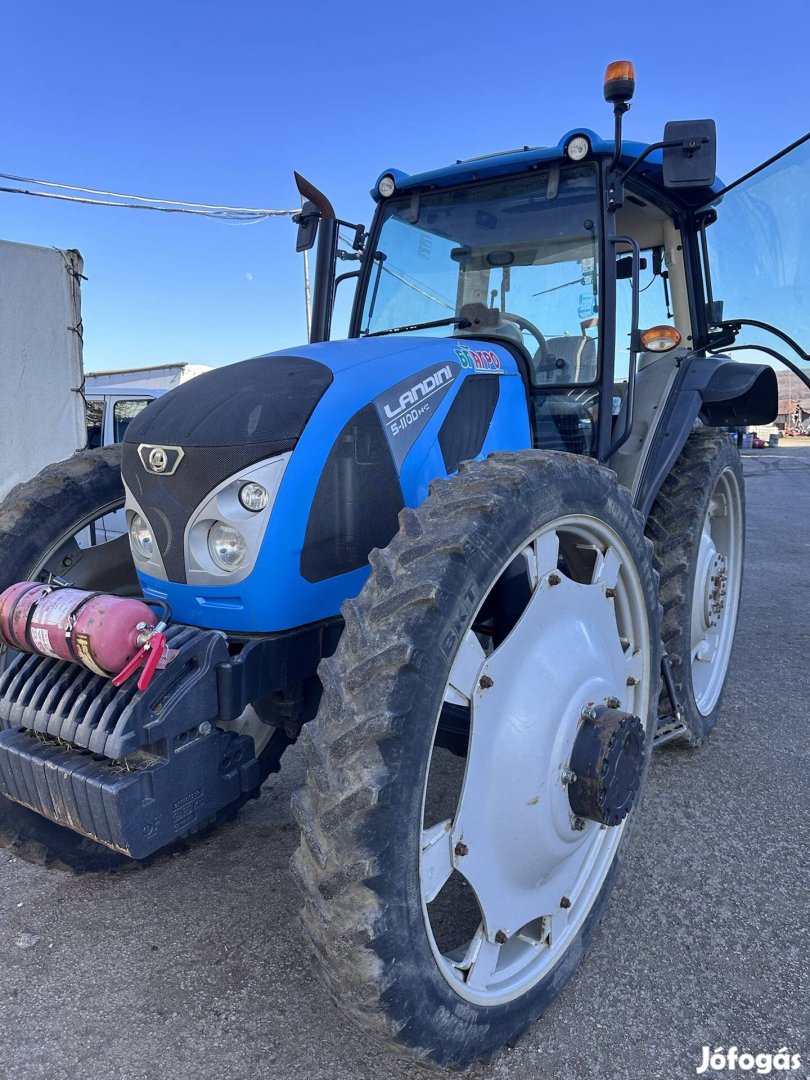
[614,247,674,382]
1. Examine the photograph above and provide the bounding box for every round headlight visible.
[566,135,591,162]
[208,522,248,572]
[378,174,396,198]
[130,513,155,558]
[238,481,269,512]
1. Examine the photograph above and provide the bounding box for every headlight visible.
[238,482,269,512]
[207,522,248,571]
[130,513,155,558]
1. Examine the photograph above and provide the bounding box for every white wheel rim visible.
[690,468,743,716]
[419,516,652,1006]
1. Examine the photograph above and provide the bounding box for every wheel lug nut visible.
[560,896,572,909]
[560,768,577,785]
[454,842,468,857]
[495,930,508,944]
[548,573,561,586]
[626,676,637,687]
[572,817,586,831]
[478,675,494,690]
[581,705,597,721]
[607,696,621,709]
[605,587,616,599]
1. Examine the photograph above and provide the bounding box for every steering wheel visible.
[501,312,548,362]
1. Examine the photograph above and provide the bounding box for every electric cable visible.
[0,170,298,222]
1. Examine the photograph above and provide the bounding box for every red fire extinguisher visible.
[0,581,172,691]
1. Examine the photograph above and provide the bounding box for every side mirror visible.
[295,200,320,252]
[662,120,717,188]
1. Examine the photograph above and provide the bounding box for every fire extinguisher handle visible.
[111,646,148,688]
[137,632,167,692]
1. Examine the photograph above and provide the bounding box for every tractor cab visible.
[297,62,809,504]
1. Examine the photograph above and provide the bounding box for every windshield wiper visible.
[365,316,472,338]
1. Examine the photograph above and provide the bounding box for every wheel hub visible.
[703,551,728,628]
[448,559,645,940]
[567,707,645,826]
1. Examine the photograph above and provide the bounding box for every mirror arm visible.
[716,343,810,394]
[608,138,705,212]
[719,319,810,366]
[616,136,709,185]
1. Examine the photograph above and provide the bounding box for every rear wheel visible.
[293,452,661,1068]
[0,448,290,870]
[646,430,745,745]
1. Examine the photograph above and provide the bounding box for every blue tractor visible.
[1,62,807,1067]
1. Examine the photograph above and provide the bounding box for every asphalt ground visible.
[0,446,807,1080]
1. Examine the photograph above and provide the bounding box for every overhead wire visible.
[0,170,298,222]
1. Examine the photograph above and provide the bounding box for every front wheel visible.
[292,452,661,1068]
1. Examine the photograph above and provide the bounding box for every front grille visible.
[122,354,333,582]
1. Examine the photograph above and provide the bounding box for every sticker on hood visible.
[375,362,460,469]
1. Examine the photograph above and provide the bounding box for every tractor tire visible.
[0,448,291,872]
[646,429,745,746]
[0,445,134,597]
[292,451,661,1069]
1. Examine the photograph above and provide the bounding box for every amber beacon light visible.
[604,60,636,104]
[640,325,683,353]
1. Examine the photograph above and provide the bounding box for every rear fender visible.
[633,356,776,519]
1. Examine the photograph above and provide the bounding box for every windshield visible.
[358,165,602,385]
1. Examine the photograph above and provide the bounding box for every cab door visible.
[699,132,810,382]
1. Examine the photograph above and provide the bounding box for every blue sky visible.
[3,0,809,372]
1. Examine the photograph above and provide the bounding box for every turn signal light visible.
[640,325,682,353]
[604,60,636,104]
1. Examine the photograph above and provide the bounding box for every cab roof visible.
[373,129,723,210]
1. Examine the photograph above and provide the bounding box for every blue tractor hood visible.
[123,335,530,631]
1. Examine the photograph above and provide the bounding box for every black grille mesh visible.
[122,355,333,582]
[301,405,404,583]
[438,375,500,474]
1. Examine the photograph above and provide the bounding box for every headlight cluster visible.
[126,454,290,585]
[203,482,268,570]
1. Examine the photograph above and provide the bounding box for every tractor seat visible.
[531,335,597,386]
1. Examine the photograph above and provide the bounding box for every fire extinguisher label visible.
[30,626,58,657]
[38,589,85,626]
